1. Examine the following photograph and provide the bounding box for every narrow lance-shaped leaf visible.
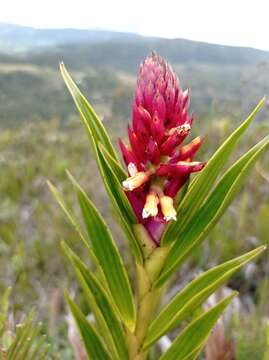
[7,312,35,360]
[47,180,111,290]
[180,346,203,360]
[156,134,269,287]
[62,242,120,358]
[162,97,265,246]
[68,173,136,331]
[62,242,129,360]
[7,311,49,360]
[60,63,120,163]
[159,292,237,360]
[97,143,143,263]
[144,245,265,348]
[97,144,137,226]
[60,64,143,263]
[28,335,49,360]
[97,144,138,226]
[47,181,96,259]
[98,144,143,262]
[98,142,127,181]
[65,291,112,360]
[13,323,40,360]
[0,287,11,336]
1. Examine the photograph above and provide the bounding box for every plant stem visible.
[126,228,170,359]
[127,263,160,360]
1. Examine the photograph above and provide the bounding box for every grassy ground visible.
[0,110,269,357]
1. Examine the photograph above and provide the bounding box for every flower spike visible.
[119,53,206,243]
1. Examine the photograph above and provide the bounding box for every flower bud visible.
[142,191,159,219]
[170,136,204,163]
[159,195,177,222]
[122,171,150,191]
[156,161,206,177]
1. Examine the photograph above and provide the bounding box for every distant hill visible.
[0,23,268,127]
[0,23,143,52]
[28,39,269,73]
[0,23,269,70]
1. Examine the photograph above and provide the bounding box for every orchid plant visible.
[49,53,268,359]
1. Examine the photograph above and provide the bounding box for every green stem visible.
[126,226,170,359]
[127,264,160,360]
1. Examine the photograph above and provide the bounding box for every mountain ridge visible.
[0,22,143,52]
[0,22,268,60]
[0,23,268,127]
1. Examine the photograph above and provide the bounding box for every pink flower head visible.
[119,53,205,244]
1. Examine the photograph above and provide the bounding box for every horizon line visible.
[0,21,268,52]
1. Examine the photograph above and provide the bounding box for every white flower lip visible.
[142,208,151,219]
[122,179,135,191]
[164,214,177,222]
[128,162,138,177]
[142,205,158,219]
[122,171,150,192]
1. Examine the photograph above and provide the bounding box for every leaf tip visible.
[63,288,72,303]
[46,179,54,190]
[60,240,67,250]
[257,95,266,109]
[65,169,75,182]
[229,290,239,300]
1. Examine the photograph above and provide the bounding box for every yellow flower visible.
[142,191,159,219]
[159,195,177,221]
[122,171,150,191]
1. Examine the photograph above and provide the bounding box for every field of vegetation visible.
[0,25,269,358]
[1,115,269,358]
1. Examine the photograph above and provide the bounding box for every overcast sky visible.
[1,0,268,50]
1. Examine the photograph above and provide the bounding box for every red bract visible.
[119,53,206,244]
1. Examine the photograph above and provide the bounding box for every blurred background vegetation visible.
[0,23,269,358]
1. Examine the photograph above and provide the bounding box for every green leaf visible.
[98,142,127,181]
[13,325,40,360]
[65,291,112,360]
[62,242,119,358]
[27,335,49,360]
[68,173,136,331]
[162,98,265,246]
[47,181,95,255]
[8,312,35,360]
[7,312,49,360]
[60,63,119,163]
[60,64,143,263]
[97,146,134,225]
[159,292,237,360]
[48,180,109,289]
[62,242,129,360]
[98,144,143,263]
[156,134,269,287]
[144,246,265,348]
[0,287,11,336]
[181,346,203,360]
